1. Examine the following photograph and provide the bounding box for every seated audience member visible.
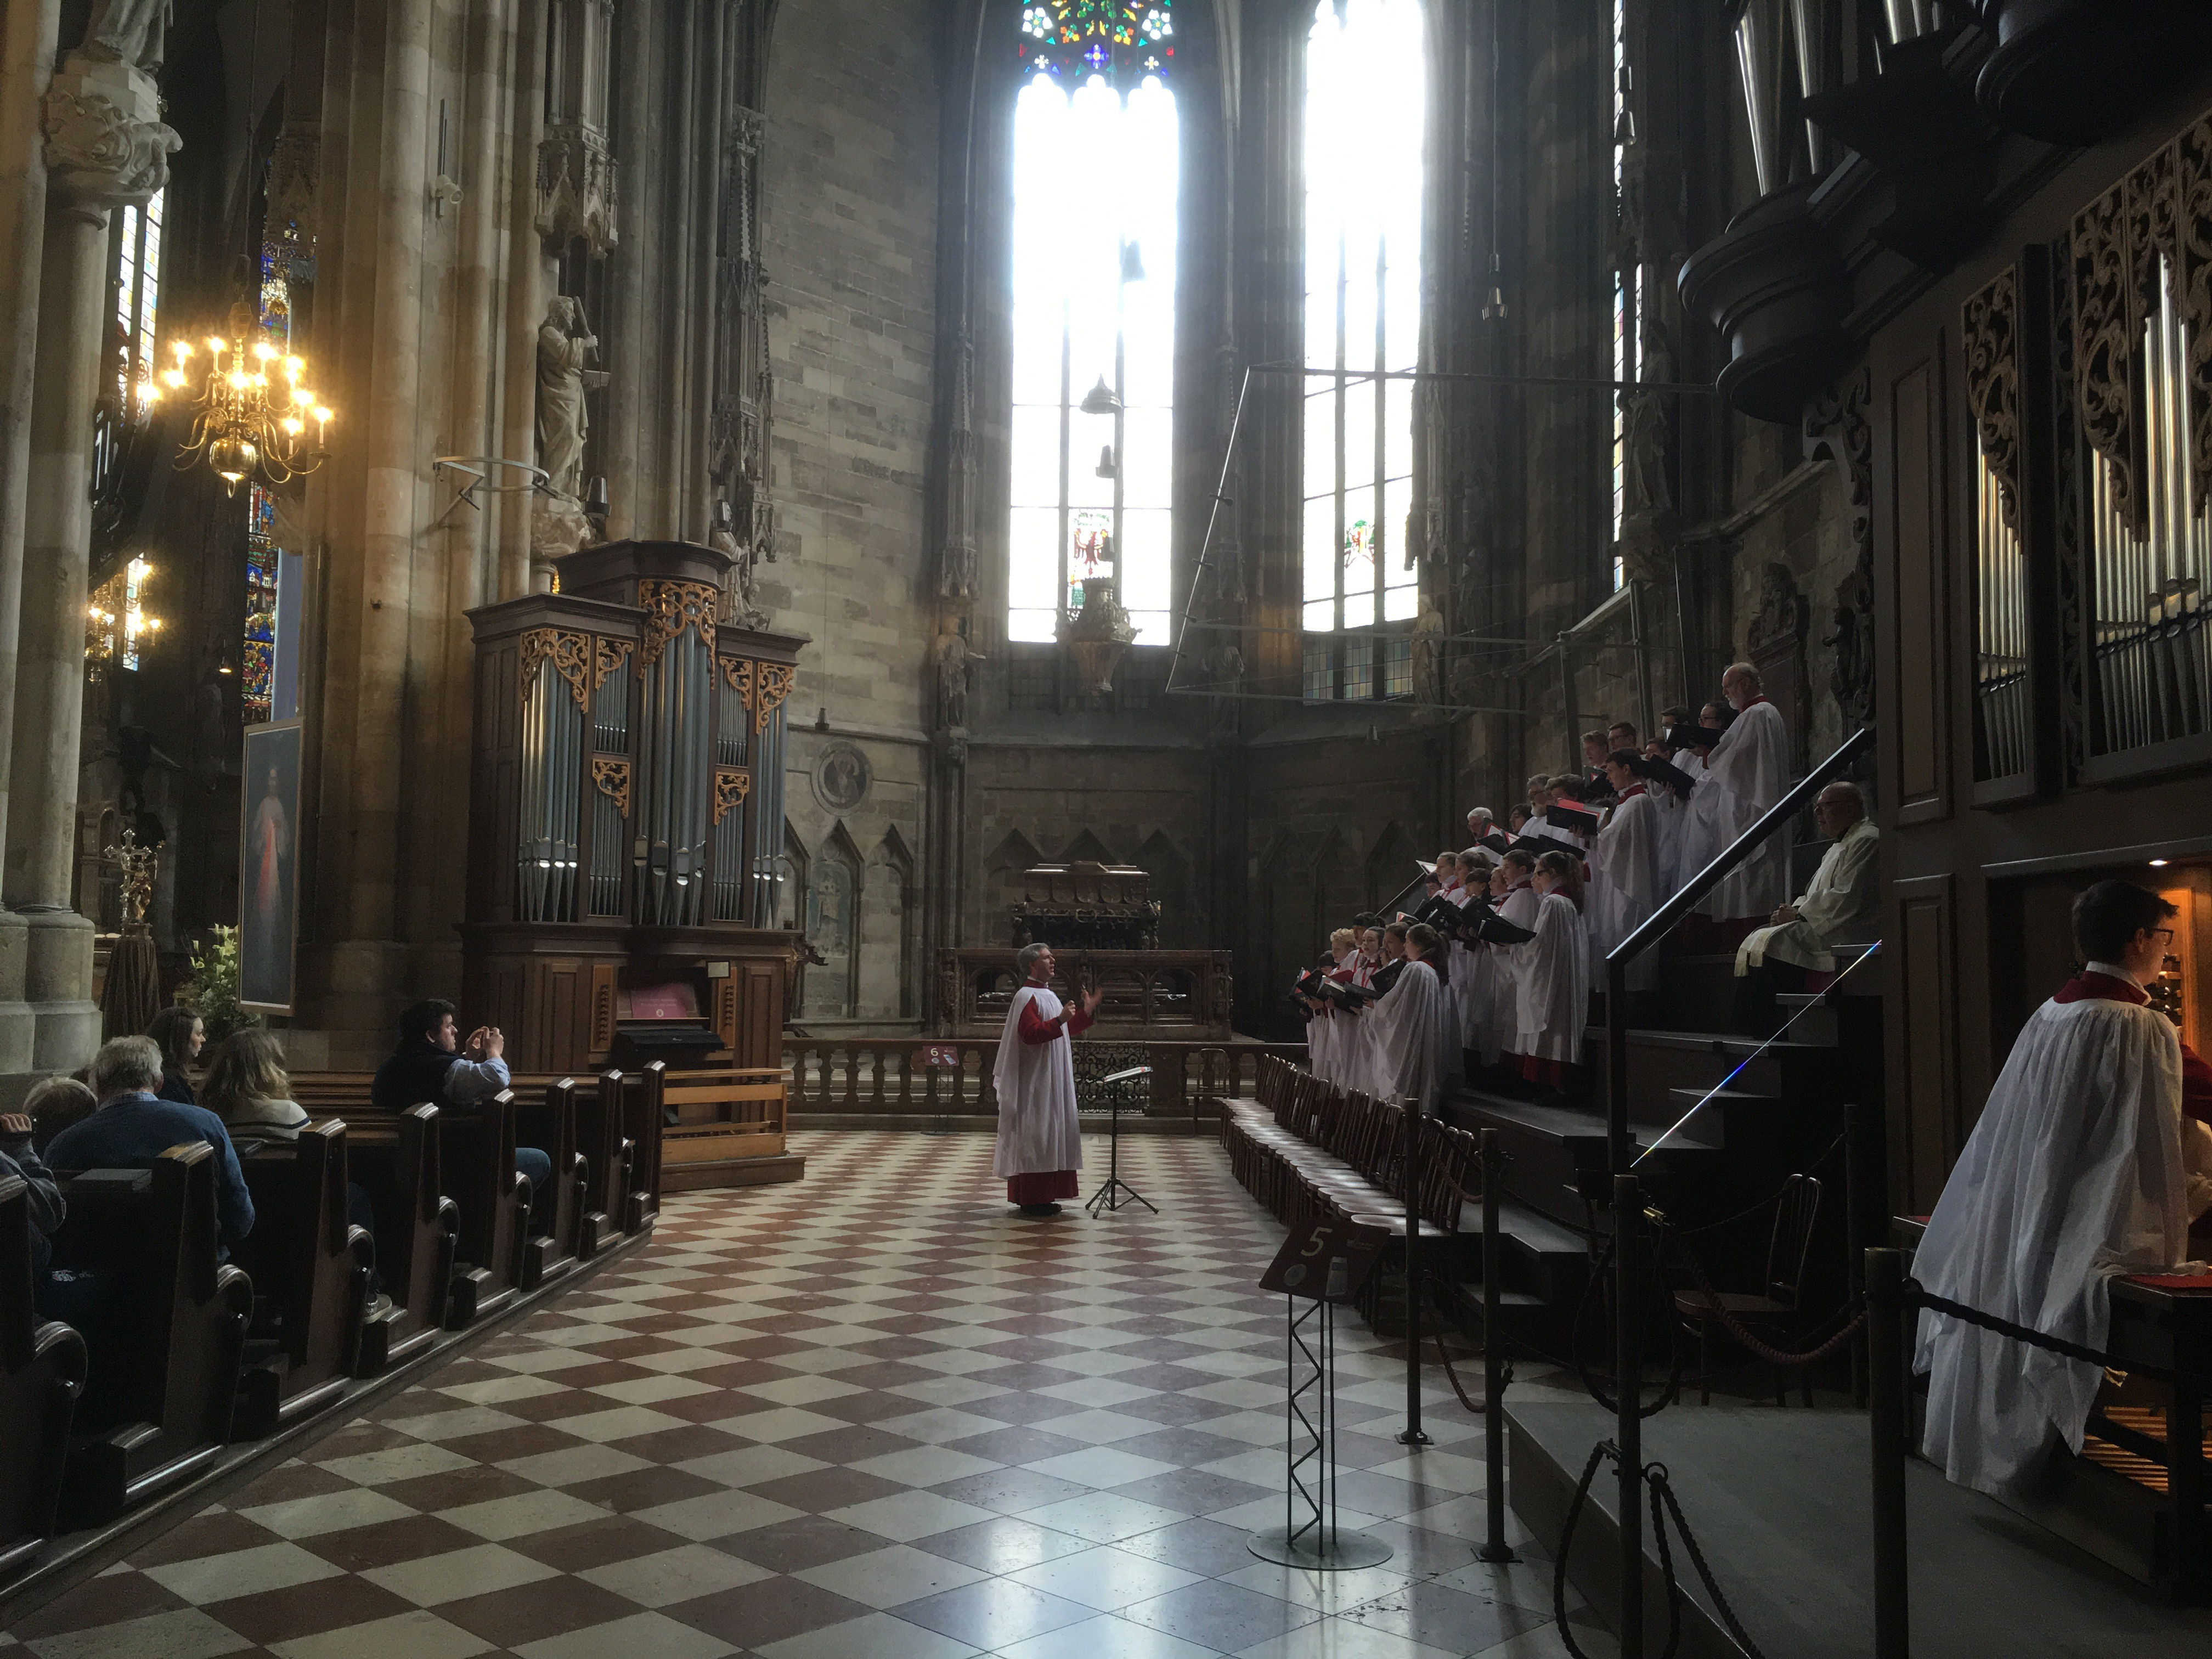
[370,999,554,1197]
[147,1005,207,1105]
[46,1036,255,1248]
[25,1075,95,1153]
[1914,882,2212,1500]
[205,1026,384,1279]
[1509,850,1590,1098]
[1732,781,1881,1032]
[0,1109,63,1276]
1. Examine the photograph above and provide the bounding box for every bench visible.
[46,1144,255,1527]
[0,1175,86,1586]
[233,1124,375,1434]
[1220,1056,1482,1327]
[286,1076,600,1324]
[345,1105,459,1373]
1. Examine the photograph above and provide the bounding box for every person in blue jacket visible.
[46,1035,254,1248]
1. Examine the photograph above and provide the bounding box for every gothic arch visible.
[800,821,865,1020]
[862,826,918,1020]
[1058,829,1120,867]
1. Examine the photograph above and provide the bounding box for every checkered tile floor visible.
[2,1132,1611,1659]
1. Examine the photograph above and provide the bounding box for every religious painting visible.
[811,742,873,812]
[238,719,302,1013]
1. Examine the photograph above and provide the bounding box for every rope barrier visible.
[1671,1127,1849,1238]
[1905,1279,2212,1391]
[1662,1222,1870,1370]
[1551,1440,1773,1659]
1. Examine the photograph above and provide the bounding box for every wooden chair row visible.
[0,1070,667,1585]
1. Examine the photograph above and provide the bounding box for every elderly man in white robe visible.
[1733,781,1880,1031]
[1914,881,2210,1499]
[992,943,1102,1216]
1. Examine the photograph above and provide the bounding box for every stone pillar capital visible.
[41,53,178,213]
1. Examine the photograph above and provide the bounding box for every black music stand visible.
[1086,1065,1156,1215]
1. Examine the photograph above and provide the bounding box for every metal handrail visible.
[1604,724,1876,1167]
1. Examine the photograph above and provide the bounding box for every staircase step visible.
[1628,1028,1837,1056]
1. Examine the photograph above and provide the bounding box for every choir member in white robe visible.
[1361,923,1454,1109]
[1453,853,1502,1065]
[1341,928,1383,1091]
[1735,784,1881,975]
[1487,853,1541,1074]
[1585,755,1663,992]
[992,943,1100,1215]
[1914,883,2205,1499]
[1306,929,1361,1084]
[1702,665,1795,919]
[1675,713,1734,901]
[1511,851,1591,1091]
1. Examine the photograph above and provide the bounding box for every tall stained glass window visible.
[1008,2,1180,646]
[1302,0,1425,702]
[113,188,164,416]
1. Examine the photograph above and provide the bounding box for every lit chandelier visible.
[165,299,332,494]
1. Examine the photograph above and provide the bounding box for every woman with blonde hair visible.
[201,1028,310,1141]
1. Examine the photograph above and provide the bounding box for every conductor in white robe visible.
[992,943,1102,1216]
[1914,882,2208,1499]
[1702,665,1795,919]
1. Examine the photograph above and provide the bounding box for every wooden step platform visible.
[1507,1398,2212,1657]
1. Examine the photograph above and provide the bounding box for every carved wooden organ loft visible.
[461,539,805,1106]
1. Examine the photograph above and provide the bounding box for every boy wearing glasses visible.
[1912,879,2212,1500]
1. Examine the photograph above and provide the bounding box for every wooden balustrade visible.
[780,1037,1305,1127]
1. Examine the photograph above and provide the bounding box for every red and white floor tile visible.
[2,1132,1603,1659]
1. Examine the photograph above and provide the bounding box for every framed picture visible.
[239,719,303,1014]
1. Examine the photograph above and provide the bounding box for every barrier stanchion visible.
[1399,1092,1431,1448]
[1477,1127,1516,1564]
[1615,1174,1643,1659]
[1866,1248,1910,1659]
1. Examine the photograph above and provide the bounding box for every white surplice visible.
[1361,957,1452,1108]
[1912,989,2193,1499]
[1513,891,1590,1064]
[1587,788,1662,992]
[991,983,1083,1180]
[1735,819,1882,973]
[1485,881,1540,1057]
[1650,753,1702,892]
[1701,701,1795,918]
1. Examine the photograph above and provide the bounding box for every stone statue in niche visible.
[1412,592,1444,708]
[934,617,985,731]
[1202,641,1244,738]
[83,0,173,71]
[710,521,770,630]
[536,295,597,501]
[1745,561,1813,771]
[1624,324,1674,516]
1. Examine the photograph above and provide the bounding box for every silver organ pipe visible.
[1974,444,2028,780]
[2091,253,2211,755]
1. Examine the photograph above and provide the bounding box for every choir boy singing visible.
[1587,752,1663,992]
[1509,850,1590,1096]
[1362,923,1453,1110]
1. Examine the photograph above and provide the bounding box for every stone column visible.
[4,51,176,1074]
[0,0,61,1092]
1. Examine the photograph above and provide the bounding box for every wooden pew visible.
[0,1175,85,1585]
[522,1079,596,1281]
[233,1124,374,1434]
[46,1144,254,1527]
[437,1091,532,1327]
[346,1105,459,1374]
[570,1068,630,1251]
[620,1063,667,1232]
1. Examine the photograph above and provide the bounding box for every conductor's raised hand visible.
[1080,985,1103,1017]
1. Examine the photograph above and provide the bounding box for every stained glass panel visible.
[244,484,279,724]
[1007,44,1180,651]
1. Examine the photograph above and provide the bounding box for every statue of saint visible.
[935,618,985,730]
[536,295,596,501]
[83,0,173,71]
[1412,592,1444,705]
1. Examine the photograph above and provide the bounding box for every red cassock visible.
[1003,997,1094,1204]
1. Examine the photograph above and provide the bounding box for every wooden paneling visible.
[1893,874,1960,1214]
[737,960,783,1062]
[1891,358,1951,822]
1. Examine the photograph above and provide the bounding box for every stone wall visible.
[760,0,943,1024]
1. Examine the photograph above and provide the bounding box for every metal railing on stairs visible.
[1601,724,1876,1171]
